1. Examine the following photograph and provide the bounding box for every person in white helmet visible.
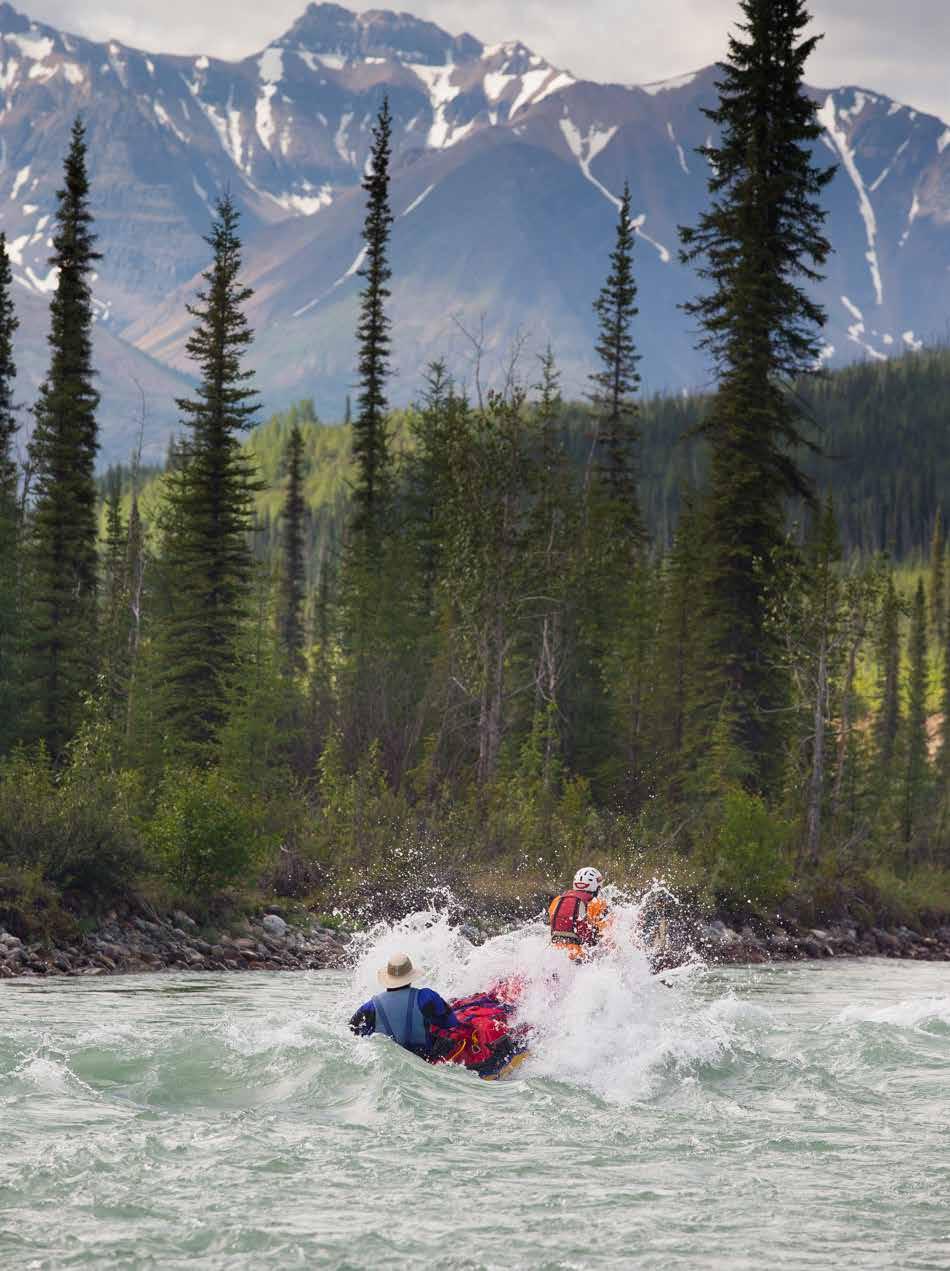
[548,867,609,961]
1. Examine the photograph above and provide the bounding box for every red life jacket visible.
[549,888,597,946]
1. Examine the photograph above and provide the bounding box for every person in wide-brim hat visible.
[350,950,458,1056]
[376,951,421,989]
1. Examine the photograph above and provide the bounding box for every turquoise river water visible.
[1,904,949,1269]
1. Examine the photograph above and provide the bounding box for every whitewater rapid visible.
[1,902,948,1268]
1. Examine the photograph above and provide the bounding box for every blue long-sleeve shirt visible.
[349,987,459,1056]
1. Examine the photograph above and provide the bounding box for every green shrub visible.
[706,787,792,913]
[865,863,950,927]
[146,767,278,898]
[0,747,145,901]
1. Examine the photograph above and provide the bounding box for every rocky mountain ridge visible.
[1,2,949,460]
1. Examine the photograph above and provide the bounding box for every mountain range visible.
[2,1,949,462]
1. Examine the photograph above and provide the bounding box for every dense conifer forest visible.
[2,0,950,941]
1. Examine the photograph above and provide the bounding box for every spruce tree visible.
[158,194,260,751]
[0,233,20,754]
[278,422,307,671]
[25,118,102,755]
[679,0,834,786]
[351,96,394,547]
[589,181,642,541]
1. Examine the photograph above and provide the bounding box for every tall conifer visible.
[158,194,259,750]
[679,0,834,785]
[0,233,20,753]
[278,422,307,671]
[25,118,101,755]
[351,96,394,547]
[589,181,641,538]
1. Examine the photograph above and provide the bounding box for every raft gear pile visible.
[428,981,531,1080]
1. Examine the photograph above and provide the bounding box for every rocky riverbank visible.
[696,918,950,964]
[1,903,948,981]
[0,908,349,979]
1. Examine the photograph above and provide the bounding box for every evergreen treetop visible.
[678,0,835,784]
[158,193,260,751]
[352,95,394,545]
[589,181,642,533]
[25,116,101,755]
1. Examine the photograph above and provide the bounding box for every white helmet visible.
[573,866,604,894]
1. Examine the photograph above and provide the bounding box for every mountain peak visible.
[276,2,482,65]
[0,3,40,36]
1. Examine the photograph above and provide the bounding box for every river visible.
[1,905,948,1269]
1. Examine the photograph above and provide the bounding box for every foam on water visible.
[835,995,950,1031]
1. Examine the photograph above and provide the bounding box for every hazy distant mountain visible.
[1,1,948,461]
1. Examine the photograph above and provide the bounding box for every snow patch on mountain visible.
[533,71,574,106]
[903,330,923,350]
[256,85,278,151]
[630,213,672,264]
[293,244,367,317]
[28,62,57,83]
[870,138,909,192]
[154,101,187,144]
[10,165,29,200]
[939,129,950,156]
[0,58,19,92]
[841,295,885,360]
[334,110,356,164]
[900,192,921,247]
[641,70,698,96]
[62,61,84,85]
[666,122,689,174]
[411,62,460,147]
[191,173,213,215]
[259,47,284,84]
[273,183,333,216]
[509,67,551,117]
[560,117,619,206]
[819,94,883,306]
[5,33,53,62]
[402,182,435,216]
[25,263,58,294]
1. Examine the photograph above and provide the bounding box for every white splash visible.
[346,887,716,1104]
[836,996,950,1028]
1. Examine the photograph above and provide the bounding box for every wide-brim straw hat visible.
[377,951,422,989]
